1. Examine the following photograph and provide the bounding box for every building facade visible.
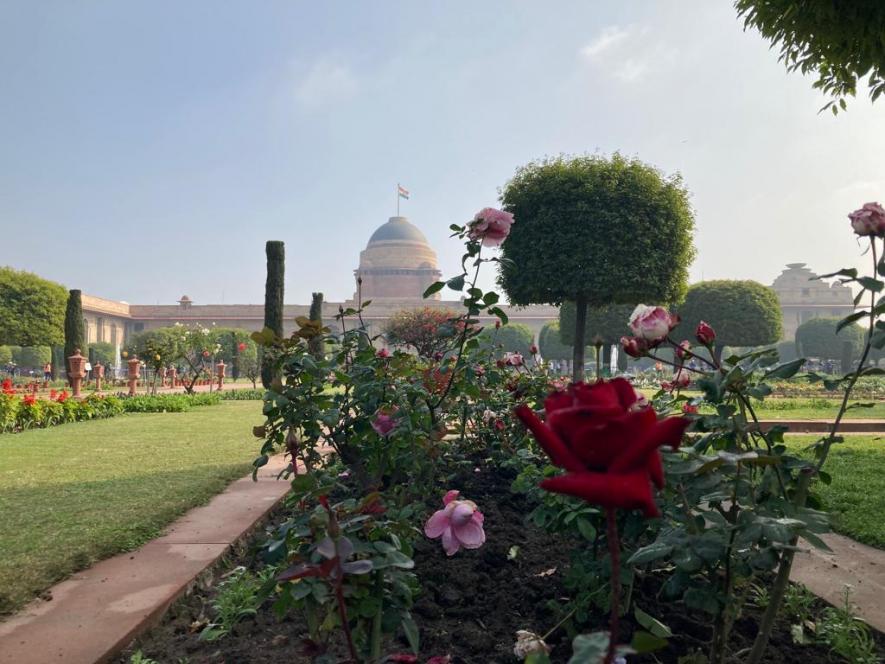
[80,218,851,349]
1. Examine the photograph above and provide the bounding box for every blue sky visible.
[2,1,884,305]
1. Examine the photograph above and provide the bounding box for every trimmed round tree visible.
[0,267,66,348]
[795,318,865,368]
[499,154,694,380]
[262,241,285,388]
[674,280,783,361]
[64,289,86,380]
[539,321,571,361]
[559,302,636,372]
[479,322,535,360]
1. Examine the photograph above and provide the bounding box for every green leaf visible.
[815,268,856,280]
[482,291,500,305]
[525,652,552,664]
[446,274,466,291]
[630,630,668,653]
[836,311,867,332]
[857,276,884,293]
[763,358,805,380]
[634,607,673,638]
[683,587,720,614]
[568,632,610,664]
[423,281,445,298]
[401,613,419,653]
[628,541,673,565]
[576,517,596,541]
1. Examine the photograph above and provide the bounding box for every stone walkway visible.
[792,533,885,632]
[0,455,292,664]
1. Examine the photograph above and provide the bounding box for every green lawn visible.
[0,400,261,615]
[786,435,885,549]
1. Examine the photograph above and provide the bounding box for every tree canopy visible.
[795,317,865,361]
[735,0,885,113]
[674,281,783,358]
[559,302,635,346]
[478,322,535,360]
[0,267,67,347]
[538,321,572,361]
[383,307,462,358]
[498,154,694,379]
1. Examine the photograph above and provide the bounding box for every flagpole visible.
[396,182,400,216]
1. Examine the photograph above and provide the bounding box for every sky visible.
[2,1,884,306]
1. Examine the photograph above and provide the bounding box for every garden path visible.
[792,533,885,632]
[0,454,297,664]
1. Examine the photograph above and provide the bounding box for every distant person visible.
[43,362,52,382]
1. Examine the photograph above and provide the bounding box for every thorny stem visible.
[541,606,577,641]
[605,507,621,664]
[816,237,879,471]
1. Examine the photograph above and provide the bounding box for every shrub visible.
[383,306,462,358]
[478,322,535,360]
[795,318,865,362]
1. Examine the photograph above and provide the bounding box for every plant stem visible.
[746,468,813,664]
[815,237,878,471]
[595,343,602,382]
[370,570,383,663]
[605,507,620,664]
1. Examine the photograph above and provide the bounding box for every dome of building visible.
[354,216,443,300]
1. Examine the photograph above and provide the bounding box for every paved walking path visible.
[791,532,885,632]
[757,419,885,433]
[0,455,293,664]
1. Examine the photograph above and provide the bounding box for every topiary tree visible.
[0,345,12,367]
[795,318,865,370]
[538,320,573,374]
[499,154,694,380]
[560,302,637,373]
[479,322,535,361]
[383,307,462,358]
[735,0,885,113]
[262,241,285,388]
[13,346,51,370]
[64,289,85,381]
[0,267,66,348]
[674,280,783,362]
[88,342,115,366]
[308,292,324,360]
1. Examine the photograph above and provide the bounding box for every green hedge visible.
[218,388,265,401]
[0,391,259,434]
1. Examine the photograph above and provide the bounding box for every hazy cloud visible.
[295,58,357,108]
[580,25,630,60]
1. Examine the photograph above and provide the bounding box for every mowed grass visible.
[638,389,885,420]
[0,400,261,615]
[786,435,885,549]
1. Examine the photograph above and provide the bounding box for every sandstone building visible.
[79,218,851,349]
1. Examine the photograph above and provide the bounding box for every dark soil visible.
[120,460,881,663]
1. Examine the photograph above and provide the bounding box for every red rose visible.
[696,321,716,346]
[515,378,689,517]
[202,350,211,358]
[237,342,247,352]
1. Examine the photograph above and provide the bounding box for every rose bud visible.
[848,202,885,237]
[530,344,539,355]
[620,335,647,358]
[676,340,691,359]
[696,321,716,346]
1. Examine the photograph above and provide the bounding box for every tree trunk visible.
[308,292,324,360]
[572,295,587,383]
[261,241,285,388]
[602,344,612,376]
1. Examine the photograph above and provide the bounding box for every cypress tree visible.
[308,292,324,360]
[63,289,85,381]
[261,241,285,388]
[50,346,63,380]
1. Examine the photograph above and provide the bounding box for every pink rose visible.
[629,305,678,344]
[502,351,524,367]
[371,408,397,437]
[676,340,692,359]
[424,490,486,556]
[468,207,514,247]
[376,348,391,359]
[848,202,885,237]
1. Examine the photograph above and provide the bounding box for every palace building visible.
[79,217,852,350]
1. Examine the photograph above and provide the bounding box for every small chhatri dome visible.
[355,216,442,300]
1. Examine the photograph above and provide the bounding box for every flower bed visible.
[0,382,228,434]
[123,204,885,664]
